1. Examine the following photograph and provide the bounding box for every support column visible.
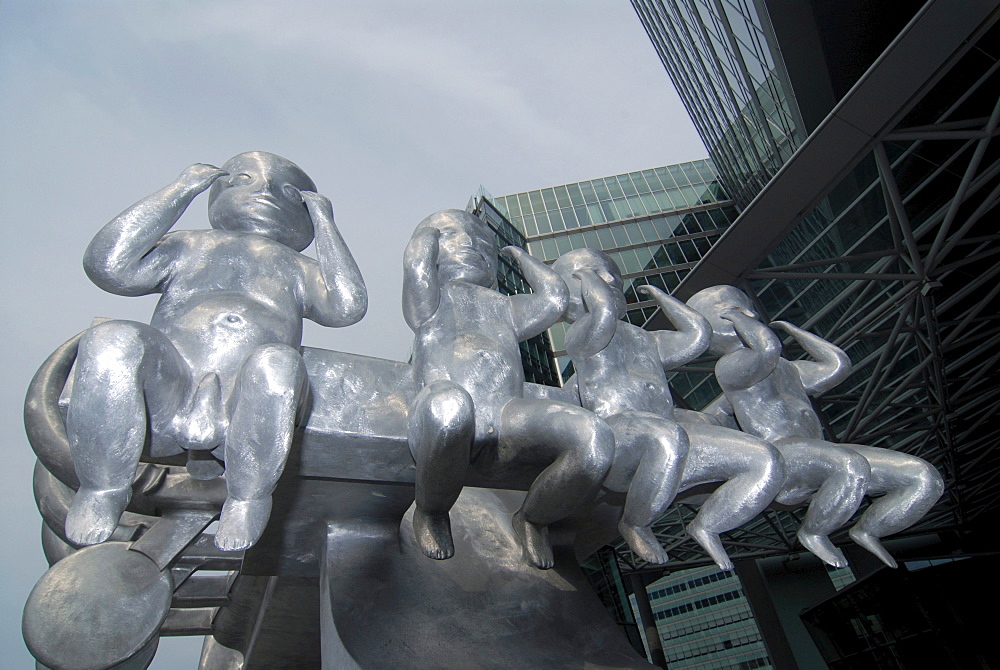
[628,573,668,669]
[732,557,799,670]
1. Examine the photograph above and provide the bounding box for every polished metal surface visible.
[320,488,654,669]
[403,210,614,568]
[553,250,784,571]
[23,542,173,670]
[63,152,367,553]
[688,285,944,568]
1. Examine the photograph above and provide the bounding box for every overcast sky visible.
[0,1,704,665]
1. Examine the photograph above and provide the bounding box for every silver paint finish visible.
[688,285,944,568]
[403,210,614,568]
[554,250,784,570]
[63,152,367,553]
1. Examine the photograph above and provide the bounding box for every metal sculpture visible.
[687,285,945,568]
[403,210,615,569]
[552,249,784,570]
[63,151,367,552]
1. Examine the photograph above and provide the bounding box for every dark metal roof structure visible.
[620,0,1000,574]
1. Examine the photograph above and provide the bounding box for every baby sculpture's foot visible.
[413,508,454,560]
[799,531,848,568]
[512,510,554,569]
[849,526,898,568]
[619,520,670,565]
[687,522,733,571]
[65,485,131,546]
[215,497,272,551]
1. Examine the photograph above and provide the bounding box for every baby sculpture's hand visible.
[499,245,526,266]
[176,163,228,193]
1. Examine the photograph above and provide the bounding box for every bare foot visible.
[687,523,733,571]
[215,497,272,551]
[799,531,848,568]
[849,526,897,568]
[65,486,131,546]
[413,508,454,560]
[512,510,553,569]
[619,520,670,565]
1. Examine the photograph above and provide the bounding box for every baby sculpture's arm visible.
[715,311,782,391]
[84,164,228,295]
[639,285,711,371]
[564,269,622,359]
[502,246,569,341]
[298,191,368,327]
[402,228,441,331]
[771,321,852,395]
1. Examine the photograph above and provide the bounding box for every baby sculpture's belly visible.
[418,330,523,442]
[153,293,302,387]
[581,368,674,419]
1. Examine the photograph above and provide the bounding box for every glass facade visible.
[494,159,739,376]
[645,565,773,669]
[631,0,805,209]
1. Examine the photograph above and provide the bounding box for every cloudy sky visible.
[0,1,704,665]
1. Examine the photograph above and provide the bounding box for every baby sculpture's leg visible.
[679,425,784,571]
[845,445,944,568]
[66,320,190,545]
[604,413,688,565]
[407,381,475,560]
[498,399,614,569]
[776,439,871,568]
[215,344,308,551]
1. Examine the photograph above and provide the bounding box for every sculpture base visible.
[318,488,654,669]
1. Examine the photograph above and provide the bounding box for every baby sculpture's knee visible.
[79,320,147,372]
[914,458,945,500]
[565,407,615,477]
[747,437,784,484]
[841,451,872,490]
[421,381,475,432]
[240,344,305,393]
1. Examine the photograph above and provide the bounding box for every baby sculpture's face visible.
[687,285,758,355]
[417,211,498,287]
[552,248,624,323]
[208,152,317,251]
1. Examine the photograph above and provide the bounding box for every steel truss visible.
[612,3,1000,575]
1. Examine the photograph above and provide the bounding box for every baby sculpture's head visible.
[552,248,624,322]
[686,285,758,355]
[414,209,498,288]
[208,152,317,251]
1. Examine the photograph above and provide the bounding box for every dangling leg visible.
[65,320,188,545]
[778,439,870,568]
[407,381,475,560]
[846,445,944,568]
[216,344,307,551]
[498,399,614,569]
[606,413,688,565]
[680,424,785,571]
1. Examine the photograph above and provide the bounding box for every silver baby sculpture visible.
[687,285,944,568]
[553,250,784,570]
[64,152,368,552]
[403,210,615,569]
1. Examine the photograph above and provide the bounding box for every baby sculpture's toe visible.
[65,486,131,546]
[413,508,455,560]
[215,497,272,551]
[513,510,554,570]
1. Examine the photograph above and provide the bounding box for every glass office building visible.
[490,159,740,379]
[631,0,804,209]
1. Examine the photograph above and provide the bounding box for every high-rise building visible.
[486,159,739,384]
